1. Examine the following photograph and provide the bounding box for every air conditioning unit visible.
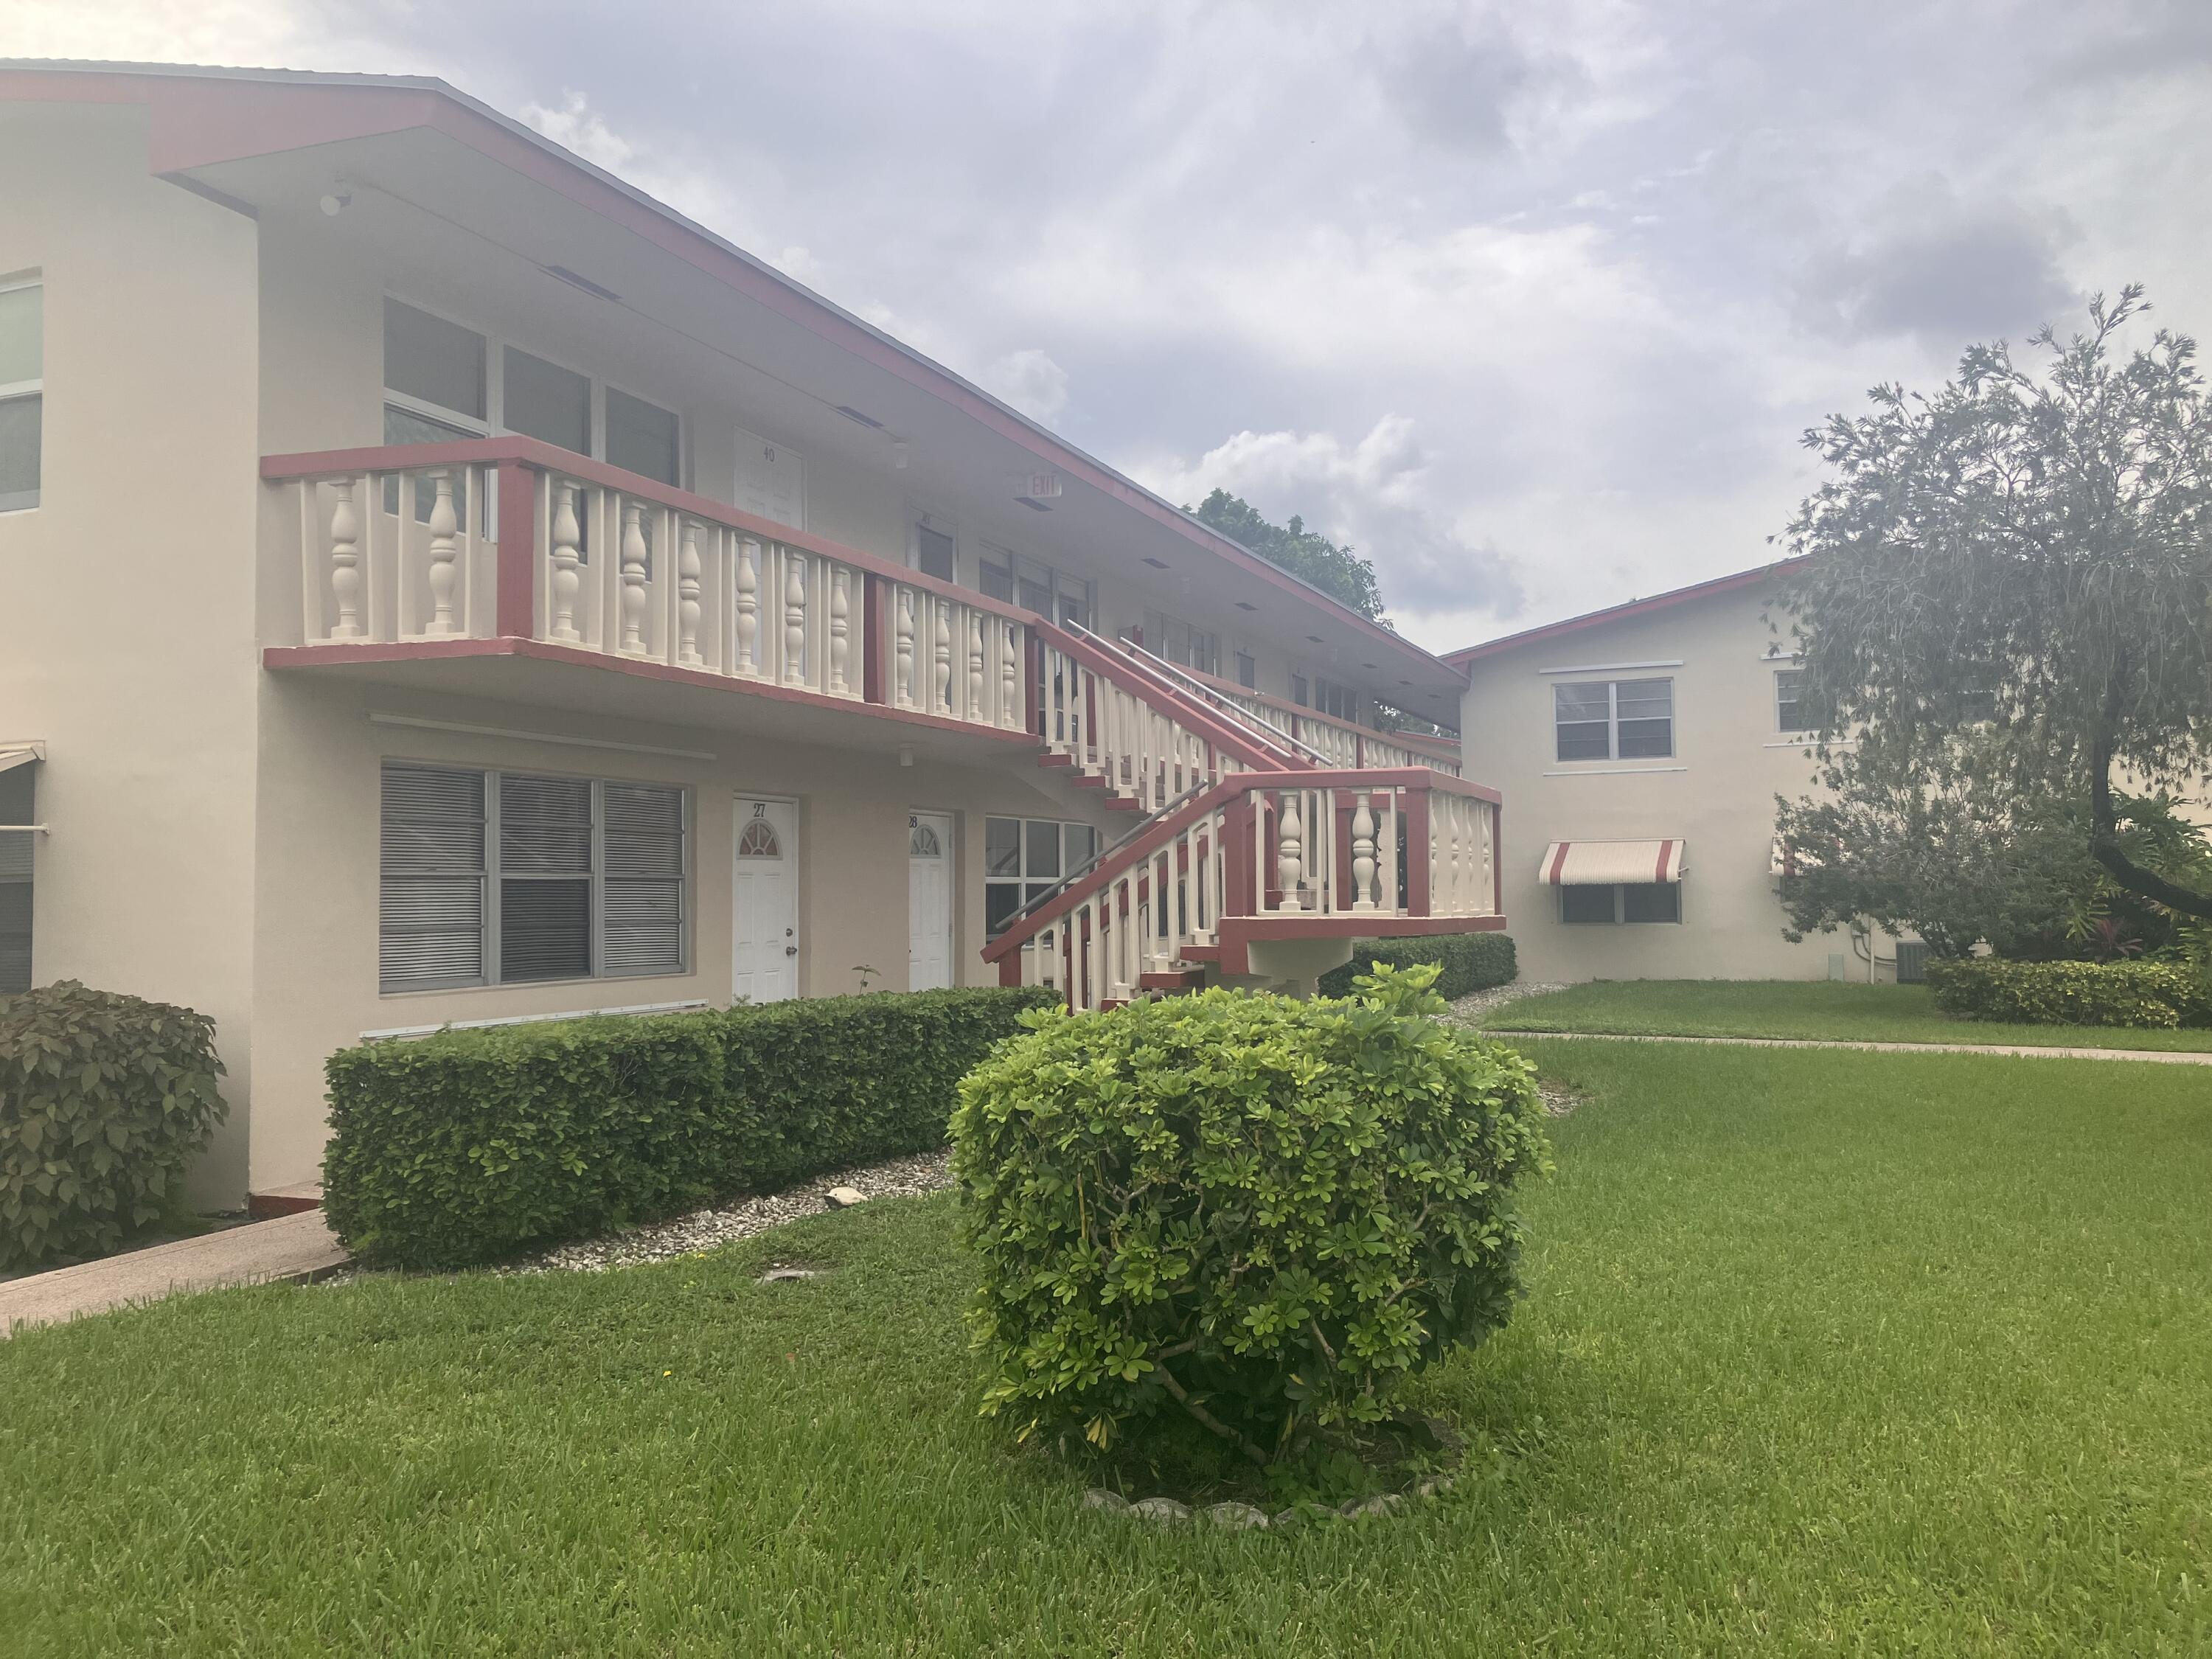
[1895,942,1929,984]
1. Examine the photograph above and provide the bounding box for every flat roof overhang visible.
[262,639,1046,770]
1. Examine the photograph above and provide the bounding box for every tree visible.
[1773,731,2209,959]
[1188,489,1388,622]
[1772,288,2212,939]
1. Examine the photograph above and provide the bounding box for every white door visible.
[733,798,799,1003]
[908,812,953,991]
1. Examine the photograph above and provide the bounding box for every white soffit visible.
[1538,839,1685,886]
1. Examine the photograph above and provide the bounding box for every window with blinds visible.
[380,763,686,992]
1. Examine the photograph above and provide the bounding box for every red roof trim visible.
[1445,557,1809,665]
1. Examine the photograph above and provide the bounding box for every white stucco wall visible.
[0,103,264,1203]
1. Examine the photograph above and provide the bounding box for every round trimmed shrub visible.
[949,963,1551,1464]
[1,981,227,1268]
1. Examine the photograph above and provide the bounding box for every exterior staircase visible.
[994,620,1506,1009]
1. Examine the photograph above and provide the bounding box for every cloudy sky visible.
[11,1,2212,653]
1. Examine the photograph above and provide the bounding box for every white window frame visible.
[1775,667,1806,734]
[0,275,45,515]
[1554,677,1676,762]
[379,761,692,995]
[984,815,1099,938]
[908,503,960,585]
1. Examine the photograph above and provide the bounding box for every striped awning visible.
[1538,838,1684,886]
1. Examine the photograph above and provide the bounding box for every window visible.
[982,549,1091,626]
[1234,650,1256,690]
[917,522,956,582]
[0,280,44,512]
[1312,677,1356,723]
[1145,612,1220,676]
[1554,678,1674,762]
[382,300,684,514]
[1561,882,1680,925]
[1953,667,2000,726]
[502,347,591,455]
[607,386,681,487]
[0,762,32,994]
[1775,667,1805,732]
[383,300,486,521]
[379,763,687,992]
[384,299,486,429]
[984,815,1099,936]
[1291,674,1310,708]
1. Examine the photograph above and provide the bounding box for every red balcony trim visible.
[1404,789,1432,917]
[261,636,1041,745]
[861,574,888,705]
[494,460,536,639]
[262,438,1037,629]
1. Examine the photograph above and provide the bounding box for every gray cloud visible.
[1794,175,2081,349]
[1369,18,1579,154]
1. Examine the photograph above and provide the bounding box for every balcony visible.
[261,439,1035,748]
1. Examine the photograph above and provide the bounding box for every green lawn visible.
[1481,977,2212,1051]
[5,1041,2211,1654]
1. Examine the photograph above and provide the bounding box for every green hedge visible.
[1316,931,1516,1001]
[322,986,1057,1270]
[951,964,1551,1459]
[1,981,227,1270]
[1926,958,2212,1029]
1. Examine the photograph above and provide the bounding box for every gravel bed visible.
[509,1150,956,1275]
[1447,979,1570,1024]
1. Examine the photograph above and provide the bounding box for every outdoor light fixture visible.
[318,189,352,216]
[897,743,914,768]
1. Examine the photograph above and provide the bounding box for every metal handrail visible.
[1068,624,1330,766]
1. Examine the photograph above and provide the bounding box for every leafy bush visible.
[1,981,227,1269]
[1926,958,2211,1029]
[1315,931,1516,1001]
[323,986,1056,1270]
[950,964,1551,1464]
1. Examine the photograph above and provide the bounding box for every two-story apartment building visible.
[0,62,1502,1208]
[1450,561,1912,986]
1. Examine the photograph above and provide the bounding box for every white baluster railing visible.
[285,462,500,644]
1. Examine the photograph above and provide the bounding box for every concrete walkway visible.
[0,1210,348,1338]
[1484,1029,2212,1065]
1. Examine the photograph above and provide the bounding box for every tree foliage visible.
[1772,287,2212,936]
[1189,489,1389,622]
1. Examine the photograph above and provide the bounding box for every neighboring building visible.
[0,63,1500,1207]
[1449,560,1910,985]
